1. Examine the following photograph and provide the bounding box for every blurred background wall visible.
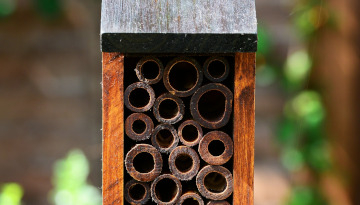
[0,0,359,204]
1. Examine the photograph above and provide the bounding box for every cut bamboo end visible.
[203,57,230,83]
[198,131,233,165]
[125,113,154,141]
[151,124,179,153]
[153,93,185,124]
[177,192,204,205]
[125,144,163,182]
[135,57,164,85]
[124,179,151,205]
[151,174,182,205]
[207,201,230,205]
[169,146,200,181]
[190,83,233,129]
[196,165,233,200]
[178,120,203,147]
[163,57,203,97]
[125,82,156,112]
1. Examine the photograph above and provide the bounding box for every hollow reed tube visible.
[124,179,151,204]
[151,174,182,205]
[169,146,200,181]
[198,131,233,165]
[178,120,203,147]
[207,201,230,205]
[124,82,155,112]
[135,57,164,84]
[203,57,230,83]
[151,124,179,154]
[125,113,154,141]
[153,93,185,124]
[177,192,204,205]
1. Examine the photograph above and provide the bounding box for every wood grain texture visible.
[233,52,255,205]
[102,53,124,205]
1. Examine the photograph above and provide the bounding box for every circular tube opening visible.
[133,152,154,173]
[175,154,193,173]
[129,88,150,108]
[198,90,226,122]
[132,120,146,134]
[182,198,200,205]
[182,125,198,142]
[169,62,198,91]
[156,129,174,148]
[159,99,179,119]
[142,61,160,80]
[129,184,146,201]
[155,178,178,202]
[208,140,225,156]
[204,172,227,193]
[208,60,226,79]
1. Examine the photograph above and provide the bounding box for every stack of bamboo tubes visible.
[123,56,234,205]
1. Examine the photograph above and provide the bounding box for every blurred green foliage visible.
[0,0,16,17]
[49,149,102,205]
[0,0,62,18]
[0,183,23,205]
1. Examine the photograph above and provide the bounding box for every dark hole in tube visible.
[156,129,174,148]
[208,60,226,79]
[155,178,178,202]
[159,99,179,119]
[198,90,226,122]
[132,120,146,134]
[204,172,227,193]
[142,61,160,80]
[169,62,198,91]
[133,152,154,173]
[175,154,193,173]
[182,125,198,142]
[129,183,146,201]
[129,88,150,108]
[208,140,225,156]
[182,198,200,205]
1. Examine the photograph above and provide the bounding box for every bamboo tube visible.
[124,179,150,205]
[169,146,200,181]
[135,57,164,84]
[207,201,230,205]
[198,131,233,165]
[151,124,179,153]
[163,57,203,97]
[125,144,163,182]
[125,113,154,141]
[196,165,233,200]
[190,83,233,129]
[124,82,155,112]
[203,57,230,83]
[178,120,203,147]
[153,93,185,124]
[177,192,204,205]
[151,174,182,205]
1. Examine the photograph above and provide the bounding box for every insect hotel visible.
[101,0,257,204]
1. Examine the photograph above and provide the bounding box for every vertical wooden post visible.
[233,53,256,205]
[102,53,124,205]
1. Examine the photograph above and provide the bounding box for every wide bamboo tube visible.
[135,57,164,84]
[196,165,233,200]
[163,57,203,97]
[177,192,204,205]
[178,120,203,147]
[169,146,200,181]
[203,57,230,83]
[151,174,182,205]
[151,124,179,153]
[124,82,155,112]
[153,93,185,124]
[190,83,233,129]
[125,113,154,141]
[125,144,162,182]
[198,131,233,165]
[124,179,150,205]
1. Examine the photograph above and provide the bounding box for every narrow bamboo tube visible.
[125,113,154,141]
[151,124,179,153]
[125,144,162,182]
[177,192,204,205]
[207,201,230,205]
[198,131,233,165]
[169,146,200,181]
[196,165,233,200]
[124,179,150,205]
[153,93,185,124]
[151,174,182,205]
[135,57,164,84]
[124,82,155,112]
[190,83,233,129]
[203,57,230,83]
[178,120,203,147]
[163,57,203,97]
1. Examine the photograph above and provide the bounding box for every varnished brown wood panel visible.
[233,52,255,205]
[102,53,124,205]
